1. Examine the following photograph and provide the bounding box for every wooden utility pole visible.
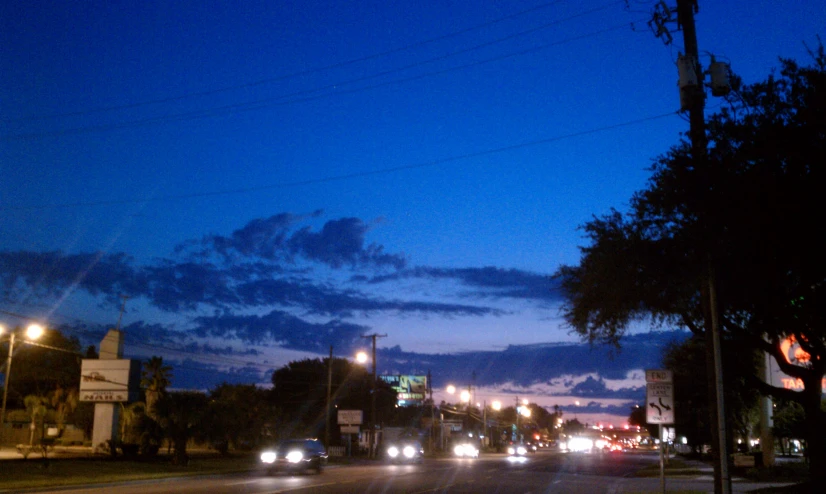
[361,333,386,458]
[674,2,731,492]
[325,345,333,449]
[649,2,731,491]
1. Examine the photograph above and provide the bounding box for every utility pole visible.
[325,345,333,449]
[675,2,730,493]
[361,333,386,458]
[515,396,520,442]
[428,369,434,452]
[650,2,731,492]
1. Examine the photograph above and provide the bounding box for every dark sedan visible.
[260,439,328,474]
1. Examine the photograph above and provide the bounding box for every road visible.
[24,449,794,493]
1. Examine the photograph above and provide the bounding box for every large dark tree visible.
[271,357,395,440]
[154,390,208,465]
[201,383,276,454]
[661,335,760,454]
[555,46,826,484]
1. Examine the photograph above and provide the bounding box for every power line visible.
[3,11,638,141]
[1,0,580,124]
[2,110,676,212]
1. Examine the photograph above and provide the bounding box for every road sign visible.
[645,369,673,383]
[340,425,360,434]
[646,382,674,424]
[337,409,363,425]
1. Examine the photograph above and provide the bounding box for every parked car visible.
[260,439,328,474]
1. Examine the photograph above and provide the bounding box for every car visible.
[453,442,480,458]
[385,440,424,463]
[507,443,529,456]
[260,439,328,474]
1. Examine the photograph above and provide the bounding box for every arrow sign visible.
[646,382,674,424]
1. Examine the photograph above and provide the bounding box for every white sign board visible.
[646,382,674,424]
[79,359,139,402]
[340,425,360,434]
[645,369,673,383]
[337,409,363,425]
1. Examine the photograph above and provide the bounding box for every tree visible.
[119,401,162,456]
[141,356,172,419]
[48,385,79,434]
[771,399,807,456]
[660,336,760,454]
[154,391,208,465]
[201,383,275,454]
[628,404,657,438]
[555,47,826,481]
[271,357,395,440]
[0,327,83,410]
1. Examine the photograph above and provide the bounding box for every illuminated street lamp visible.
[1,324,46,449]
[355,351,368,364]
[491,400,502,411]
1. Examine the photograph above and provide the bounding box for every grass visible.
[0,453,260,491]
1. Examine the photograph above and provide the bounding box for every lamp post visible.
[1,324,45,449]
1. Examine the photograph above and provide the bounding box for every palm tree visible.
[141,356,172,419]
[49,385,79,433]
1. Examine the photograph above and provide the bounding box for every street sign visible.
[340,425,360,434]
[645,369,673,383]
[337,409,363,425]
[646,382,674,424]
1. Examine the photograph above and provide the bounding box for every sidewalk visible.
[651,455,804,493]
[0,443,96,460]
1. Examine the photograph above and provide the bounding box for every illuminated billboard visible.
[379,375,427,406]
[767,336,826,393]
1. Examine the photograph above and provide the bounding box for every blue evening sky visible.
[2,0,823,423]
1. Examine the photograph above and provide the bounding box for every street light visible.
[1,324,45,449]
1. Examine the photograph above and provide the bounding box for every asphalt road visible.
[23,450,795,493]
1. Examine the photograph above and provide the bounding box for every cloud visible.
[190,309,370,353]
[0,251,142,305]
[377,330,688,391]
[366,266,562,304]
[1,214,511,337]
[288,217,406,269]
[234,278,503,317]
[184,213,406,270]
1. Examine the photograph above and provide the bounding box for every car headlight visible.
[403,445,416,458]
[454,444,478,457]
[260,451,276,463]
[507,446,516,455]
[286,450,304,463]
[387,446,399,458]
[517,446,527,455]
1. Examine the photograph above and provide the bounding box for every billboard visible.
[767,336,826,393]
[379,375,427,406]
[79,359,141,402]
